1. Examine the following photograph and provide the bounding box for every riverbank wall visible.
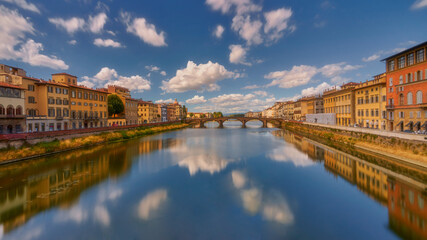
[0,121,182,149]
[282,121,427,168]
[0,122,189,164]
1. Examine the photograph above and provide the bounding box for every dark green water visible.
[0,122,426,239]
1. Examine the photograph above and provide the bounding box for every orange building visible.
[384,42,427,132]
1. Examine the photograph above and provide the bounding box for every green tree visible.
[201,113,206,118]
[190,113,194,118]
[108,94,124,117]
[182,105,187,119]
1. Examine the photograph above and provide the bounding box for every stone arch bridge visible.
[186,117,286,128]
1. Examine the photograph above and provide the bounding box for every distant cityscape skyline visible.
[1,0,427,113]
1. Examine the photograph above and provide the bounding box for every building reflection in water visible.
[271,130,427,239]
[0,136,180,235]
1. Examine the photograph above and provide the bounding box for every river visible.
[0,122,426,239]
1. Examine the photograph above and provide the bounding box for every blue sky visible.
[1,0,426,113]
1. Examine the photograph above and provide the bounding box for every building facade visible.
[0,82,25,134]
[354,73,387,129]
[384,42,427,132]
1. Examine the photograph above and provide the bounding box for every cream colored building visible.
[354,73,387,129]
[0,82,25,133]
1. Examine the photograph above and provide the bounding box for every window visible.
[407,92,413,105]
[417,111,421,119]
[388,60,395,71]
[399,111,404,118]
[56,87,61,94]
[417,70,422,81]
[48,98,55,104]
[407,53,414,66]
[28,96,35,103]
[389,78,393,86]
[399,94,404,105]
[409,111,413,118]
[398,56,405,69]
[63,108,69,117]
[63,99,69,105]
[407,73,412,83]
[56,108,62,117]
[78,92,82,99]
[28,85,34,91]
[84,92,88,99]
[399,75,403,84]
[416,49,425,62]
[56,98,62,105]
[416,91,423,104]
[63,89,68,94]
[48,108,55,117]
[71,90,76,98]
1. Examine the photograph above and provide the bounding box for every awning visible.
[421,121,427,128]
[396,121,403,127]
[405,121,413,127]
[414,121,421,128]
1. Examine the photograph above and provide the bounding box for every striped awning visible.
[405,121,413,127]
[396,121,403,127]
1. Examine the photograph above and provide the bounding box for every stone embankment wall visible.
[0,121,181,149]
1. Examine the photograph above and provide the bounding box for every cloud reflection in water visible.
[138,189,168,220]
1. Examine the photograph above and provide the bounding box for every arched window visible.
[16,105,22,115]
[399,94,404,105]
[0,105,4,115]
[6,105,14,116]
[416,91,423,104]
[407,92,413,105]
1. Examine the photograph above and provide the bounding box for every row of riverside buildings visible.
[247,41,427,132]
[0,64,185,134]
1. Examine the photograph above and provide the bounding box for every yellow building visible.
[323,83,358,126]
[293,100,302,121]
[51,73,108,129]
[283,101,294,120]
[138,101,158,123]
[354,73,387,129]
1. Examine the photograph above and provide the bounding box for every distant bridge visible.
[185,117,286,128]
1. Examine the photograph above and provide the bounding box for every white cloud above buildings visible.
[161,61,238,93]
[0,5,69,70]
[81,67,151,92]
[186,95,207,104]
[120,11,167,47]
[49,12,108,35]
[265,62,361,89]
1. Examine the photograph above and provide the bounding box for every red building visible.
[383,41,427,132]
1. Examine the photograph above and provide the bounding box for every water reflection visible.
[0,137,177,235]
[272,130,427,239]
[231,170,294,225]
[0,128,425,239]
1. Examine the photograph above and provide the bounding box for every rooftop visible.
[381,41,427,61]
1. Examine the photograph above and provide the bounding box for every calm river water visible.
[0,122,426,239]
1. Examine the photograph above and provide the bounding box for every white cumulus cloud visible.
[301,82,331,96]
[264,8,294,42]
[82,67,151,92]
[94,38,122,48]
[0,6,68,69]
[229,44,251,65]
[161,61,237,93]
[88,12,107,33]
[121,11,166,47]
[186,95,207,104]
[160,70,167,76]
[265,65,318,88]
[232,15,263,45]
[1,0,40,13]
[155,98,174,104]
[49,17,85,34]
[213,24,225,38]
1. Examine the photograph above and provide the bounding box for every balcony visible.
[56,116,64,120]
[385,105,395,110]
[27,115,47,120]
